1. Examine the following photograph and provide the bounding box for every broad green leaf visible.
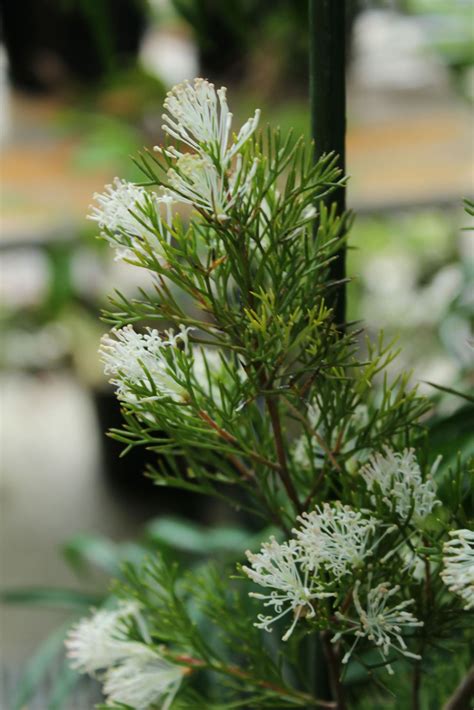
[204,526,254,552]
[1,587,103,609]
[62,534,147,578]
[145,516,278,556]
[62,534,123,576]
[145,517,210,553]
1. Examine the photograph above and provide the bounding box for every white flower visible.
[167,152,258,220]
[99,324,191,406]
[243,537,334,641]
[103,646,186,710]
[333,581,423,674]
[399,541,428,582]
[244,504,380,640]
[89,178,175,262]
[65,601,143,674]
[360,447,440,521]
[441,529,474,610]
[294,503,377,578]
[161,78,260,165]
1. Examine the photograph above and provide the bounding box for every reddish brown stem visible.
[443,666,474,710]
[173,654,336,708]
[321,632,347,710]
[266,396,302,513]
[227,454,254,481]
[198,409,281,472]
[303,469,326,509]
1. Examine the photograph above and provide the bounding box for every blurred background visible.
[0,0,473,705]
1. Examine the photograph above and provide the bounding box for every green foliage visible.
[11,81,472,709]
[85,77,473,702]
[115,554,321,707]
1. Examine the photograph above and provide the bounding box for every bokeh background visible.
[1,0,473,705]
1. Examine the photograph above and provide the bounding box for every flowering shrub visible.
[67,79,473,709]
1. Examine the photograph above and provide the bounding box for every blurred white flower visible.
[333,580,423,674]
[243,537,334,641]
[100,324,191,405]
[161,77,260,164]
[89,178,175,262]
[292,402,370,473]
[291,399,325,470]
[191,346,227,407]
[103,646,186,710]
[441,529,474,610]
[65,601,143,674]
[360,447,440,521]
[294,503,377,578]
[0,249,49,309]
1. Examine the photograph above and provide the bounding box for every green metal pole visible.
[309,0,347,327]
[307,3,347,704]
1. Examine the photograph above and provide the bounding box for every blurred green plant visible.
[348,208,473,394]
[405,0,474,97]
[170,0,357,88]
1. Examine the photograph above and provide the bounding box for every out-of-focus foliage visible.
[405,0,474,96]
[170,0,357,89]
[2,0,147,91]
[348,209,473,389]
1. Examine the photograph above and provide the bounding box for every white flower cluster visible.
[333,580,423,674]
[99,324,235,412]
[92,80,261,408]
[244,537,334,642]
[441,529,474,610]
[244,498,426,667]
[360,447,440,522]
[243,503,379,641]
[294,503,377,577]
[90,78,261,258]
[65,602,186,710]
[160,79,260,222]
[99,324,191,406]
[89,178,175,263]
[161,77,260,165]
